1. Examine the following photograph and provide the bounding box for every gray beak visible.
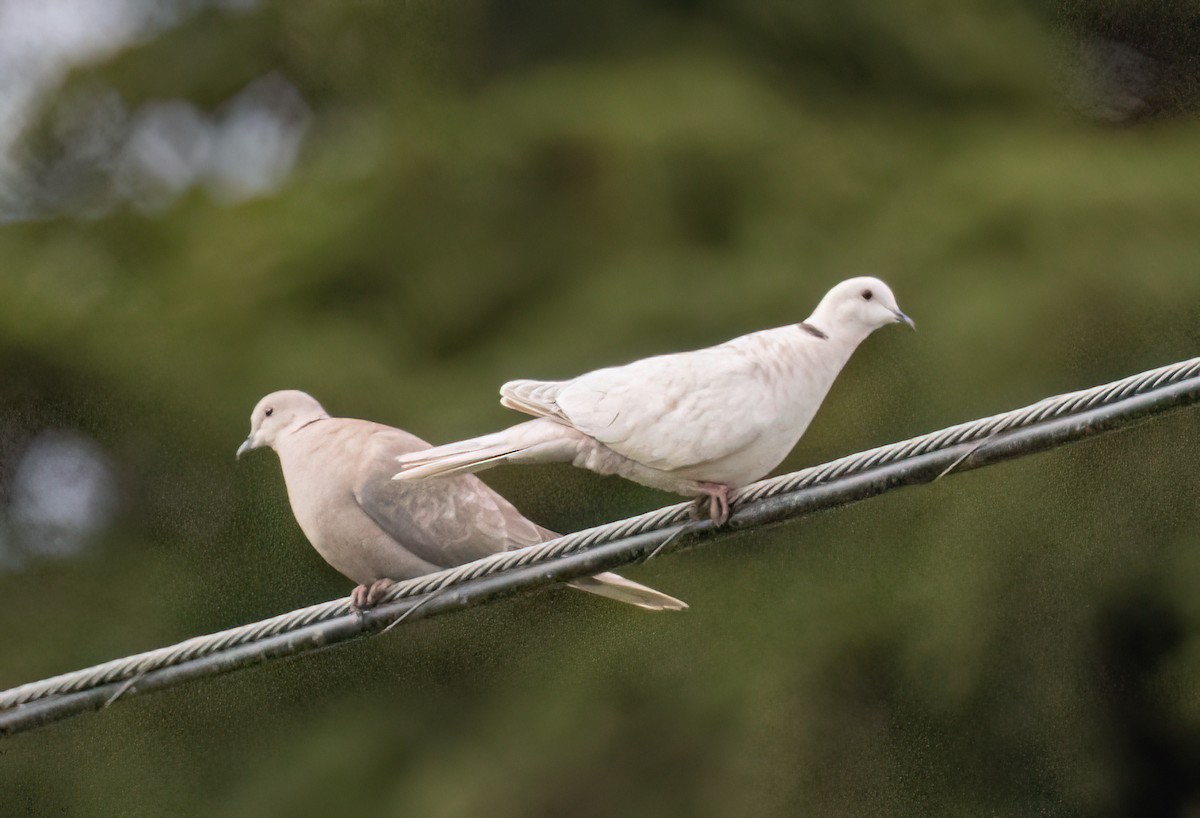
[893,309,916,330]
[236,436,255,460]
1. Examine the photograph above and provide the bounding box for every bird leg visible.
[691,482,732,526]
[350,578,396,611]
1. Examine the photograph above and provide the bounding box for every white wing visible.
[504,346,774,473]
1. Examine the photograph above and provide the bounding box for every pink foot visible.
[351,578,396,611]
[691,482,731,526]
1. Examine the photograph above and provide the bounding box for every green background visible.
[3,1,1200,815]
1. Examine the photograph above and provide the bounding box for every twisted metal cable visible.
[2,355,1199,719]
[736,356,1200,503]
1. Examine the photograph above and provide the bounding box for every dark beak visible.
[893,309,916,330]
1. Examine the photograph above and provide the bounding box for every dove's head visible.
[809,276,914,339]
[237,390,330,459]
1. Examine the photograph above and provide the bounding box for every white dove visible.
[238,390,686,611]
[393,277,913,524]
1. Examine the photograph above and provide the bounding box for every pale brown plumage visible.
[238,390,686,611]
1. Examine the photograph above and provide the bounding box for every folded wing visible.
[504,349,770,473]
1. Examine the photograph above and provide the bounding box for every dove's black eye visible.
[265,407,274,417]
[861,289,873,301]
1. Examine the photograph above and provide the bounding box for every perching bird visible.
[237,390,685,611]
[393,277,913,524]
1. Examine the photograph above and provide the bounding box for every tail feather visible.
[499,379,567,421]
[393,419,579,482]
[394,436,521,481]
[568,572,688,611]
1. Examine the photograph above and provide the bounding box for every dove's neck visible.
[786,323,862,385]
[727,323,860,391]
[290,414,329,435]
[802,303,876,353]
[274,413,331,455]
[274,417,357,516]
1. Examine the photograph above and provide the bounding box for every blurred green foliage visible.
[3,0,1200,815]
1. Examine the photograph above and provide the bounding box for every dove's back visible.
[500,324,856,486]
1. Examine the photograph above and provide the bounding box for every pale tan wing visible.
[354,426,551,568]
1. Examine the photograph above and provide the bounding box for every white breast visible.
[668,327,855,486]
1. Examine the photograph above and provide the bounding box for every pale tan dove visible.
[238,390,685,611]
[393,277,913,524]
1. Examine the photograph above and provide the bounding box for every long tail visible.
[567,572,688,611]
[393,419,577,481]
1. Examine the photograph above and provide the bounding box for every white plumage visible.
[394,277,913,523]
